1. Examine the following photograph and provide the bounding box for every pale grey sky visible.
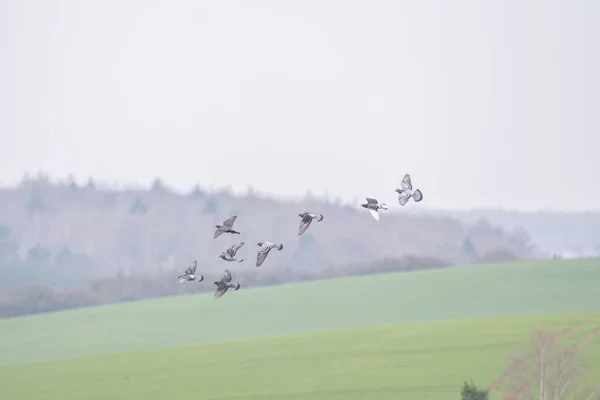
[1,0,598,211]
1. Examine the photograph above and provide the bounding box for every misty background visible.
[0,0,598,317]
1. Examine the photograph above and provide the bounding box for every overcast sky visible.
[1,0,598,211]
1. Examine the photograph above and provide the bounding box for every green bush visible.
[460,379,489,400]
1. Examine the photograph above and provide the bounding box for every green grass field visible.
[0,258,599,399]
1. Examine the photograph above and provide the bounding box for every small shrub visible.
[460,379,489,400]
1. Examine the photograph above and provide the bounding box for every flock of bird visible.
[177,174,424,300]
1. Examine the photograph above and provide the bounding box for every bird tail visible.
[234,283,241,291]
[412,189,423,202]
[276,244,284,251]
[238,258,244,262]
[197,275,204,282]
[317,214,324,222]
[380,203,388,210]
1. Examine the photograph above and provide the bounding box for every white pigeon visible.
[297,212,324,236]
[395,174,423,206]
[256,241,284,267]
[220,242,245,262]
[360,197,388,221]
[177,260,204,283]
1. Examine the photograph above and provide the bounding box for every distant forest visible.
[0,173,560,318]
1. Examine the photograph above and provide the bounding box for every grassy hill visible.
[0,258,599,399]
[1,258,599,365]
[1,313,599,400]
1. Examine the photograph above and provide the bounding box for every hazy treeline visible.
[0,174,536,293]
[0,255,455,318]
[433,209,600,257]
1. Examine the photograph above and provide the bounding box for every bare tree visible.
[495,329,600,400]
[578,388,600,400]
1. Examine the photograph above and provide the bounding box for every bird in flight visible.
[214,215,241,239]
[256,241,284,267]
[220,241,245,262]
[297,212,324,236]
[213,269,241,300]
[395,174,423,206]
[177,260,204,283]
[360,197,388,221]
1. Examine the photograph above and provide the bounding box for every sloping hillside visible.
[1,313,599,400]
[1,258,598,366]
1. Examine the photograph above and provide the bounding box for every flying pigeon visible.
[256,241,284,267]
[213,215,240,239]
[212,269,241,300]
[177,260,204,283]
[395,174,423,206]
[297,212,324,236]
[360,197,388,221]
[220,241,245,262]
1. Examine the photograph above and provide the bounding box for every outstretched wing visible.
[222,215,237,228]
[232,241,245,254]
[412,189,423,202]
[401,174,413,191]
[256,246,271,267]
[368,208,380,221]
[185,261,197,275]
[397,192,411,206]
[213,285,228,300]
[366,196,378,205]
[298,218,312,236]
[222,269,232,283]
[213,228,224,239]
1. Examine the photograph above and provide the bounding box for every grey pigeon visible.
[297,212,324,236]
[395,174,423,206]
[256,241,284,267]
[212,269,241,300]
[360,197,388,221]
[220,241,245,262]
[213,215,240,239]
[177,260,204,283]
